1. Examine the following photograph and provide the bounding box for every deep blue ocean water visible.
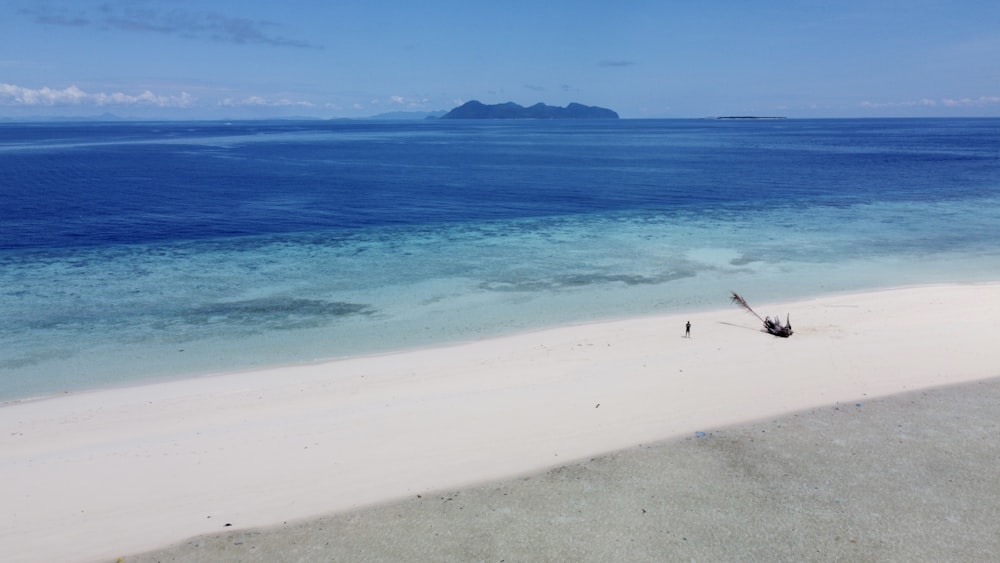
[2,118,999,400]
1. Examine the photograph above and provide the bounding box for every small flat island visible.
[441,100,619,119]
[716,116,787,120]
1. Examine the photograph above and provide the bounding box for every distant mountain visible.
[367,110,448,120]
[441,101,619,119]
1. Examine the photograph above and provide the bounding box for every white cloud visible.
[859,98,937,109]
[1,83,87,105]
[860,96,1000,109]
[941,96,1000,107]
[219,96,314,108]
[93,90,194,107]
[382,95,431,109]
[0,83,193,107]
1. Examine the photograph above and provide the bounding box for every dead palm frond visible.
[730,291,764,323]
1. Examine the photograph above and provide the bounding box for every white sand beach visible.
[2,283,999,562]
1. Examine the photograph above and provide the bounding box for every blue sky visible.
[2,0,999,119]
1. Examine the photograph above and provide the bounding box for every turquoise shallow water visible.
[2,119,999,400]
[4,198,999,401]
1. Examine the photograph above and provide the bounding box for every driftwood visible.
[730,292,793,337]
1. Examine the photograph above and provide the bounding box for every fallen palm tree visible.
[730,291,793,337]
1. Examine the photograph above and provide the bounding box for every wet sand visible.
[129,377,1000,562]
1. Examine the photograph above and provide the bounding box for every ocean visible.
[2,118,999,400]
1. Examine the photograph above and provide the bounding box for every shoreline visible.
[0,286,816,406]
[1,280,981,406]
[3,282,999,562]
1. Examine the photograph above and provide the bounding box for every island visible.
[715,116,787,120]
[440,101,619,119]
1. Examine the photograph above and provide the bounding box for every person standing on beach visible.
[685,321,691,338]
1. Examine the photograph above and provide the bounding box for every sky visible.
[1,0,999,119]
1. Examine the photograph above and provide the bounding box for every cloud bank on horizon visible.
[2,0,999,119]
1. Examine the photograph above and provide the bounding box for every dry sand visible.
[2,283,999,562]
